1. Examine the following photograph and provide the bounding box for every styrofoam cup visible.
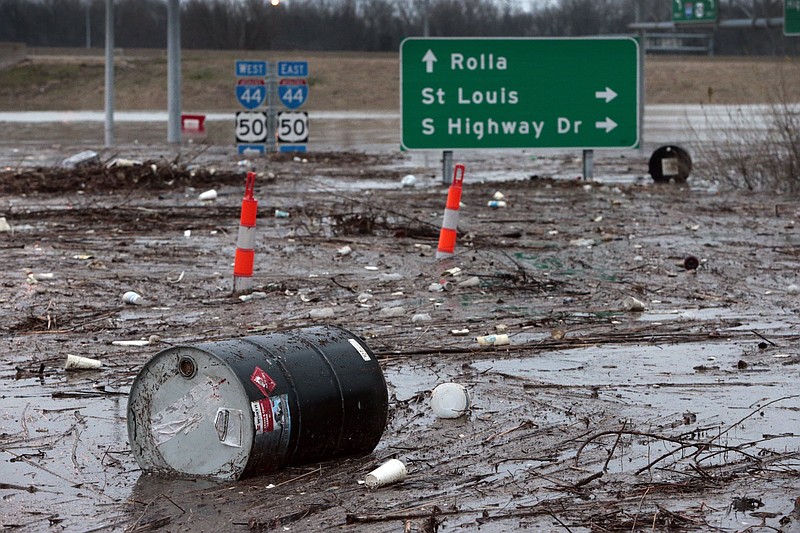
[65,354,102,371]
[122,291,145,305]
[476,334,509,346]
[198,189,218,201]
[623,296,645,312]
[364,459,407,489]
[430,383,470,419]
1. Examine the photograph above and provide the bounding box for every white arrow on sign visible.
[422,49,438,73]
[595,87,617,103]
[595,117,618,133]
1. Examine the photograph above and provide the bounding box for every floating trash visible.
[430,383,470,419]
[364,459,407,489]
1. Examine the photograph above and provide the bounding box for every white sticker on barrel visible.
[661,157,679,176]
[214,408,244,448]
[251,398,274,434]
[151,376,215,446]
[348,338,371,361]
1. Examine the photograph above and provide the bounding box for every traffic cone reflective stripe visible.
[436,164,465,259]
[233,172,258,293]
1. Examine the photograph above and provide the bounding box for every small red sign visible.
[279,78,308,87]
[250,366,277,397]
[181,114,206,135]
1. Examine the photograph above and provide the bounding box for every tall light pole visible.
[104,0,114,147]
[423,0,430,36]
[167,0,181,143]
[85,1,91,49]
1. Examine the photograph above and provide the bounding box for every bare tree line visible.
[0,0,796,55]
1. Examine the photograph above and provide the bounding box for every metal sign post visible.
[167,0,181,144]
[442,150,453,185]
[104,0,114,147]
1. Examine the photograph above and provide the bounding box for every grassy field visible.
[1,47,799,111]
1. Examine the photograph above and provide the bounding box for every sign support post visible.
[267,66,277,152]
[582,149,594,180]
[442,150,453,185]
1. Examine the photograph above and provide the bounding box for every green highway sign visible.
[400,37,640,150]
[672,0,718,23]
[787,0,800,35]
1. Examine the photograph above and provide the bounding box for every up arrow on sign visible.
[422,49,437,73]
[595,117,618,133]
[595,87,618,103]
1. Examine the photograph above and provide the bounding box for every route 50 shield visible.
[236,79,266,110]
[235,111,268,143]
[277,112,308,143]
[278,79,308,110]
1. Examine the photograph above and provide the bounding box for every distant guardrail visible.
[644,33,712,55]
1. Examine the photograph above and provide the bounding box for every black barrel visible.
[649,144,692,183]
[127,326,388,480]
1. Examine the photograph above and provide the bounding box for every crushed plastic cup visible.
[440,267,462,277]
[364,459,407,489]
[378,306,405,318]
[65,354,102,371]
[458,276,480,288]
[476,334,509,346]
[623,296,645,312]
[309,307,335,319]
[122,291,145,305]
[198,189,218,201]
[430,383,471,418]
[239,291,267,302]
[400,174,417,187]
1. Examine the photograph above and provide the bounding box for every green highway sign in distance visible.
[400,37,640,150]
[787,0,800,36]
[672,0,718,23]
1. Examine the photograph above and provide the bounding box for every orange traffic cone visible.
[436,164,466,259]
[233,171,258,294]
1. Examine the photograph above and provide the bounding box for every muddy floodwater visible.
[1,143,799,533]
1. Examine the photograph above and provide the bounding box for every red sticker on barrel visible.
[250,366,277,397]
[251,398,274,434]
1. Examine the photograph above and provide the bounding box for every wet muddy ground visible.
[1,147,800,532]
